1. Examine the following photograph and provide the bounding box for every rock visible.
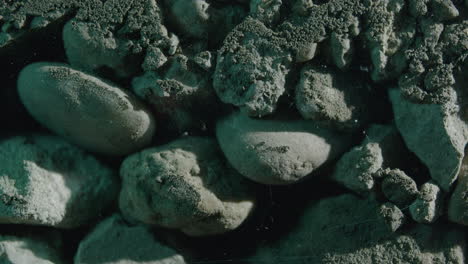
[163,0,246,42]
[389,88,468,191]
[75,214,187,264]
[132,55,220,134]
[295,42,318,63]
[381,169,418,207]
[17,62,156,156]
[431,0,459,21]
[0,134,118,228]
[250,0,282,25]
[295,65,377,131]
[163,0,210,38]
[213,17,292,117]
[448,154,468,226]
[332,143,383,194]
[410,182,444,224]
[119,137,256,236]
[377,202,406,232]
[332,124,411,195]
[330,32,354,69]
[251,194,466,264]
[217,111,352,185]
[142,47,167,72]
[0,229,65,264]
[365,1,415,81]
[63,19,140,78]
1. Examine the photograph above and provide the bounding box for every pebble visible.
[0,134,118,228]
[119,136,256,236]
[17,62,156,156]
[216,111,352,185]
[381,169,418,207]
[409,182,444,224]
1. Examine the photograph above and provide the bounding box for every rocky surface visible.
[0,0,467,263]
[252,194,467,264]
[0,134,118,228]
[119,137,256,236]
[0,228,65,264]
[75,214,186,264]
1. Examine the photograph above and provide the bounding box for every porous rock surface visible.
[295,64,378,131]
[251,194,467,264]
[75,214,186,264]
[119,136,256,236]
[0,134,118,228]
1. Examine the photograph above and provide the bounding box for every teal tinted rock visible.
[17,62,156,156]
[381,169,418,207]
[0,232,65,264]
[119,137,256,236]
[332,143,383,194]
[63,19,140,78]
[75,214,187,264]
[216,111,352,185]
[448,155,468,226]
[409,182,444,224]
[0,135,118,228]
[295,65,377,131]
[252,194,466,264]
[389,88,468,191]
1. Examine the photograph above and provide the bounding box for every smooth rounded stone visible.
[251,194,466,264]
[410,182,444,224]
[448,155,468,226]
[0,134,118,228]
[17,62,156,156]
[216,111,353,185]
[381,169,418,207]
[63,19,141,78]
[119,137,256,236]
[295,65,377,131]
[0,231,65,264]
[75,214,187,264]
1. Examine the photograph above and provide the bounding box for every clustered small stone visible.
[0,0,466,263]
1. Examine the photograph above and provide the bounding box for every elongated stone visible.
[17,62,156,156]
